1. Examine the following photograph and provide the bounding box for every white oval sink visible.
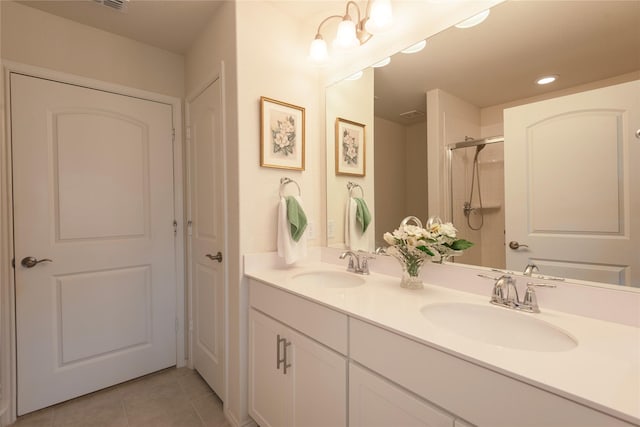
[290,271,365,288]
[420,303,577,352]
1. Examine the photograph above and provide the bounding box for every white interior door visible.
[504,80,640,285]
[11,73,177,414]
[187,79,225,399]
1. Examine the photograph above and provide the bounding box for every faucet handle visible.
[359,255,374,275]
[522,282,556,313]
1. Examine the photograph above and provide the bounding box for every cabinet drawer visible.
[350,318,634,427]
[249,279,348,354]
[350,362,454,427]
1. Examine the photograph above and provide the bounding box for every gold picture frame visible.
[335,117,366,176]
[260,96,305,170]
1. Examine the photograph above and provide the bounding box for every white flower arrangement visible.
[383,218,473,276]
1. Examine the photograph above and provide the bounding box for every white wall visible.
[0,1,184,98]
[235,1,324,424]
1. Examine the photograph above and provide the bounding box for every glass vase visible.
[398,256,426,290]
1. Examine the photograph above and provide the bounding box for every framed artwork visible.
[335,117,366,176]
[260,96,305,170]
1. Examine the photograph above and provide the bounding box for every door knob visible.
[21,256,53,268]
[206,252,223,263]
[508,241,529,250]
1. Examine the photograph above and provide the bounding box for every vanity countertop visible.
[245,262,640,425]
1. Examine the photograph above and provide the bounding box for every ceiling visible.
[16,0,224,54]
[373,0,640,124]
[15,0,640,118]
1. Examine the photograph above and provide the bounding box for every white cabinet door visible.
[289,327,347,427]
[249,309,291,427]
[350,363,454,427]
[249,309,347,427]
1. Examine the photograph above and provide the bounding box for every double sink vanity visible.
[245,249,640,427]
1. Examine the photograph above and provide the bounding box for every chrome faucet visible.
[483,274,555,313]
[523,263,539,276]
[339,251,373,275]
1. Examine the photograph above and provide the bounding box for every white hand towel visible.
[345,197,372,252]
[277,195,308,264]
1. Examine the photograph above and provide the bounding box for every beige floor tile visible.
[10,368,229,427]
[177,372,214,401]
[191,393,226,427]
[9,407,54,427]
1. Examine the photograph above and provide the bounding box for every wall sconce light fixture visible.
[309,0,394,64]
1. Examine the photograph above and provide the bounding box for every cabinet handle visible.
[276,334,286,371]
[283,341,292,375]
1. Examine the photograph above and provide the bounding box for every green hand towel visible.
[354,197,371,233]
[286,196,308,242]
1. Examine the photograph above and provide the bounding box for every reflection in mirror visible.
[325,0,640,286]
[326,68,375,252]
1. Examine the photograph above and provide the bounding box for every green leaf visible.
[450,239,474,250]
[417,245,435,257]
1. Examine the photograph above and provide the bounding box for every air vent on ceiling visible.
[93,0,128,12]
[399,110,425,120]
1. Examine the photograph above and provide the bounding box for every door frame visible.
[0,61,186,424]
[184,62,229,405]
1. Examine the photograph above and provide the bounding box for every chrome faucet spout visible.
[339,251,360,273]
[523,263,539,277]
[339,251,373,274]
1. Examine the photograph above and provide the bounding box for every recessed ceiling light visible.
[401,40,426,54]
[372,57,391,68]
[536,75,558,85]
[455,10,490,29]
[346,71,364,81]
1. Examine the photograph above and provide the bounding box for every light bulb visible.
[401,40,426,54]
[309,36,329,64]
[455,10,490,29]
[536,75,558,85]
[365,0,393,34]
[333,17,359,49]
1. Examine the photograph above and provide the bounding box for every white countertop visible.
[245,262,640,425]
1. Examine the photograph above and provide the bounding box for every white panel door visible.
[187,79,225,398]
[504,80,640,285]
[11,73,177,414]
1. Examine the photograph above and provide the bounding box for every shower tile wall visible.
[451,142,505,269]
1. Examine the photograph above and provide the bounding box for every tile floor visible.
[10,368,230,427]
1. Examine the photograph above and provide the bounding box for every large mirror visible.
[326,0,640,287]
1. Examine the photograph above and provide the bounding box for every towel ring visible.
[279,177,301,197]
[347,181,364,198]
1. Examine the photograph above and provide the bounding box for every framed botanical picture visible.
[260,96,305,170]
[335,117,366,176]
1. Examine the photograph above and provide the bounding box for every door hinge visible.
[172,128,176,142]
[187,220,193,236]
[173,220,178,234]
